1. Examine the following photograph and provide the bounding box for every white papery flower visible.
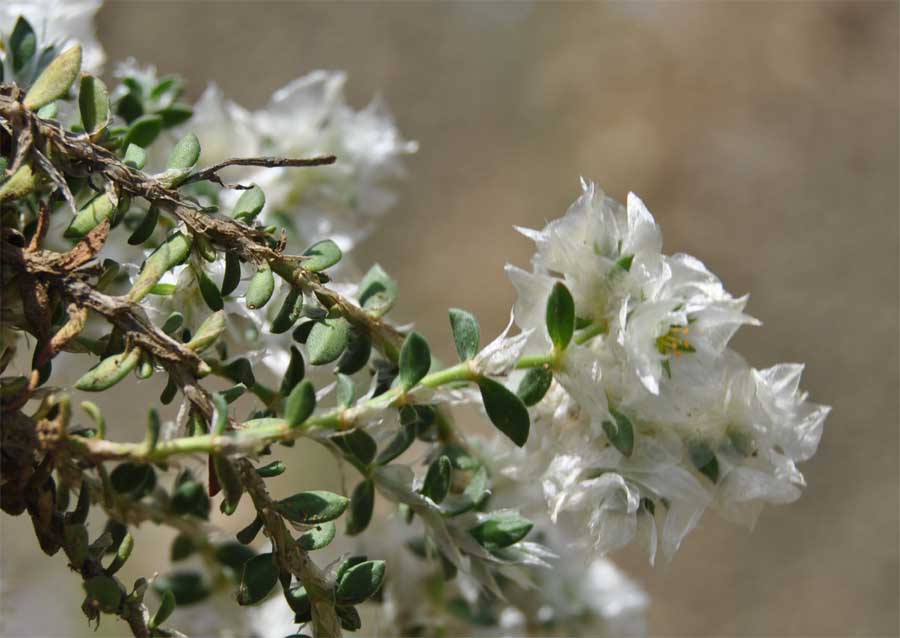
[360,493,646,638]
[714,361,830,526]
[1,0,105,73]
[500,181,828,560]
[473,313,532,377]
[189,83,261,166]
[182,72,417,251]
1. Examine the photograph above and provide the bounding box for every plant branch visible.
[236,459,341,638]
[181,155,336,189]
[0,89,404,364]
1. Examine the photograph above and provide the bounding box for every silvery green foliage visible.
[0,7,827,638]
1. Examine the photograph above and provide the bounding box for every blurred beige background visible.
[2,1,898,636]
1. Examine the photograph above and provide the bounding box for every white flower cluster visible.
[185,74,418,251]
[345,516,646,638]
[493,180,829,560]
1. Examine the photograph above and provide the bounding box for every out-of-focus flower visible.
[356,511,646,638]
[183,72,417,251]
[0,0,104,73]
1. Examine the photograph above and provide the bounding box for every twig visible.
[236,459,341,638]
[182,155,337,188]
[0,91,405,362]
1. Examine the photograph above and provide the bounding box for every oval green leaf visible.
[479,377,530,447]
[276,491,348,525]
[306,318,350,365]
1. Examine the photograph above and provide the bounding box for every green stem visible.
[515,353,556,370]
[574,319,608,345]
[65,355,553,464]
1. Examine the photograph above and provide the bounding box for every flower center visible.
[656,325,695,357]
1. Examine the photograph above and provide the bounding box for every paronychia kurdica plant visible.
[0,5,830,637]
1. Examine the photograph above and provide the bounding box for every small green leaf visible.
[167,132,200,172]
[106,532,134,575]
[9,17,37,73]
[24,44,82,110]
[331,428,376,466]
[233,185,265,222]
[75,347,142,391]
[121,114,163,150]
[63,524,89,568]
[358,264,397,316]
[153,571,210,606]
[186,311,225,352]
[336,327,372,375]
[213,454,243,512]
[468,511,533,550]
[279,346,305,395]
[616,254,634,272]
[479,378,530,447]
[222,357,255,387]
[306,318,350,365]
[127,232,193,302]
[271,287,304,334]
[422,455,452,504]
[79,75,109,135]
[602,407,634,457]
[215,542,256,571]
[245,264,275,309]
[170,480,209,518]
[149,283,176,296]
[221,252,242,296]
[110,462,156,499]
[292,320,316,344]
[67,485,91,526]
[285,585,311,620]
[64,193,116,239]
[337,605,362,631]
[255,461,286,478]
[220,383,247,403]
[441,466,488,516]
[194,267,223,312]
[546,281,575,351]
[159,103,192,127]
[236,515,264,545]
[399,331,431,390]
[516,367,553,406]
[448,308,480,361]
[160,377,177,404]
[345,480,375,536]
[127,206,159,245]
[301,239,342,272]
[336,560,385,605]
[36,102,57,118]
[276,491,349,524]
[335,555,366,586]
[0,163,39,204]
[149,589,175,630]
[170,534,195,561]
[688,438,719,483]
[83,574,122,613]
[297,521,337,551]
[123,143,147,169]
[285,379,315,428]
[145,408,161,452]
